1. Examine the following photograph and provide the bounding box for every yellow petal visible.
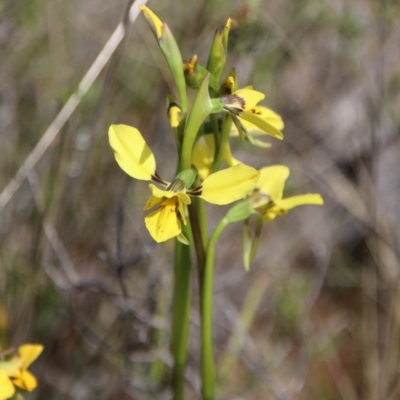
[148,184,191,204]
[222,142,240,167]
[240,111,284,139]
[0,371,15,400]
[0,360,20,378]
[262,206,285,223]
[256,106,284,130]
[17,344,43,371]
[140,6,163,39]
[200,164,259,205]
[177,197,187,225]
[257,166,289,201]
[12,370,37,391]
[145,198,181,242]
[191,137,215,180]
[234,88,265,110]
[231,106,284,135]
[275,194,324,210]
[192,136,241,180]
[109,124,156,181]
[143,196,163,210]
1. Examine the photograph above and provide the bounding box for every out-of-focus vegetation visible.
[1,0,400,398]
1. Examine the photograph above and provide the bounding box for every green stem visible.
[210,115,232,173]
[201,218,229,400]
[171,237,192,400]
[188,197,208,293]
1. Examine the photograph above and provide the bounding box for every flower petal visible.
[192,135,241,180]
[223,142,240,167]
[240,111,284,139]
[12,370,37,391]
[262,207,284,223]
[109,124,156,181]
[177,197,187,225]
[256,106,284,130]
[275,194,324,210]
[200,164,259,205]
[145,198,181,242]
[257,166,290,201]
[143,196,163,210]
[231,106,284,135]
[0,370,15,400]
[235,88,265,110]
[191,138,215,180]
[148,184,191,204]
[17,344,43,371]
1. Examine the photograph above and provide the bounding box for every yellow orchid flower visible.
[109,124,260,243]
[250,165,324,222]
[0,344,43,400]
[222,87,284,141]
[192,104,284,179]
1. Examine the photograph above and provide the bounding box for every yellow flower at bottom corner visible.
[0,344,43,399]
[250,165,324,223]
[11,344,43,391]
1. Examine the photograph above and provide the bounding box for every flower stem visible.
[210,115,232,173]
[188,198,208,296]
[201,217,229,400]
[171,238,192,400]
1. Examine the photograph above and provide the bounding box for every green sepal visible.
[224,201,253,224]
[177,232,190,245]
[246,135,272,148]
[231,115,247,140]
[243,215,263,271]
[180,74,213,170]
[175,168,198,189]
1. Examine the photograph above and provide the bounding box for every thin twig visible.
[0,0,148,211]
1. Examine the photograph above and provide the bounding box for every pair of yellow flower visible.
[0,344,43,400]
[109,121,323,243]
[109,124,260,243]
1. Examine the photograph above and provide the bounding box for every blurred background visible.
[1,0,400,398]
